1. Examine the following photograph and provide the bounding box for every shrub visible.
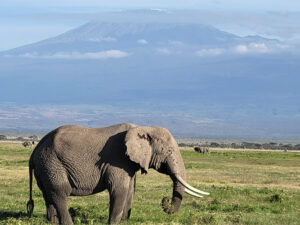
[270,193,283,203]
[0,135,7,140]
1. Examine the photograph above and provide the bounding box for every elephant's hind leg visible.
[36,177,59,223]
[43,175,73,224]
[42,187,72,224]
[46,203,59,224]
[51,193,73,225]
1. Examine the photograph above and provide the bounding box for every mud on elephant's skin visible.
[27,123,209,224]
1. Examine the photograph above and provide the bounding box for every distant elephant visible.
[194,146,210,154]
[27,123,209,224]
[23,141,33,148]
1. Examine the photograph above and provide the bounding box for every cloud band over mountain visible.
[18,50,130,59]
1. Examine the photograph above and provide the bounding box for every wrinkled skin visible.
[28,123,186,224]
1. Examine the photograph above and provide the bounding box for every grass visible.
[0,142,300,224]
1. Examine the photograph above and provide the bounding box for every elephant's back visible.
[32,123,136,156]
[33,123,137,158]
[53,123,136,151]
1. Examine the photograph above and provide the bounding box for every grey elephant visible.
[194,146,210,154]
[27,123,209,224]
[23,141,33,148]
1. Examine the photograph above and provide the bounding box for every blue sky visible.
[0,0,300,51]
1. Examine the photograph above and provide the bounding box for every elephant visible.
[27,123,209,224]
[194,146,210,154]
[23,141,33,148]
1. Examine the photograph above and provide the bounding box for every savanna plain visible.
[0,142,300,225]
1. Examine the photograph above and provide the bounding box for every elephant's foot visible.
[109,210,123,224]
[121,208,131,221]
[46,204,59,224]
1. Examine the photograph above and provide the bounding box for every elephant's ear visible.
[125,127,152,174]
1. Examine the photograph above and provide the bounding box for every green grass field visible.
[1,142,300,224]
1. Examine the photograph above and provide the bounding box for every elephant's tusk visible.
[176,175,210,196]
[185,188,203,198]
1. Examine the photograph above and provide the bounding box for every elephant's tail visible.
[27,157,34,217]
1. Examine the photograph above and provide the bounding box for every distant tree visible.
[253,143,262,149]
[0,135,7,140]
[280,144,293,150]
[231,143,238,148]
[16,137,24,141]
[210,142,220,147]
[269,142,279,149]
[241,142,252,149]
[178,143,187,147]
[294,144,300,150]
[269,142,278,146]
[29,135,38,140]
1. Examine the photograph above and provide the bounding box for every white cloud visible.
[87,37,117,42]
[249,42,269,53]
[234,43,269,54]
[235,45,249,54]
[156,48,172,55]
[196,48,225,56]
[20,50,130,59]
[137,39,148,44]
[196,43,274,57]
[150,8,170,13]
[169,40,184,45]
[75,118,92,122]
[191,119,215,124]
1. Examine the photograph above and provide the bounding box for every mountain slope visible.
[0,20,299,139]
[2,22,279,56]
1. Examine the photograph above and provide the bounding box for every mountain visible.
[2,22,279,56]
[0,19,299,140]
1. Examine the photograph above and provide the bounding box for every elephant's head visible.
[125,126,209,214]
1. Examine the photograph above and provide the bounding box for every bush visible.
[270,193,283,203]
[29,135,39,140]
[0,135,7,140]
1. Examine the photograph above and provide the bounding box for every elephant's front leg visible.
[108,177,130,224]
[121,175,136,221]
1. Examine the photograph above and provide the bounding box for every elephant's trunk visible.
[161,156,186,214]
